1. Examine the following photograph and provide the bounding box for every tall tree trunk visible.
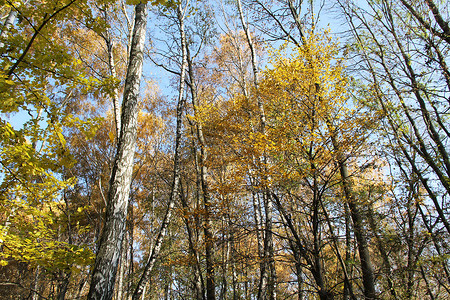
[230,227,238,300]
[180,180,206,300]
[310,170,327,299]
[204,192,215,300]
[323,78,375,299]
[87,3,147,300]
[252,191,265,261]
[127,204,135,299]
[57,181,74,300]
[236,1,276,297]
[272,192,332,299]
[131,3,187,299]
[366,203,397,299]
[106,39,122,140]
[320,197,356,300]
[186,34,216,300]
[338,161,376,300]
[102,3,124,140]
[344,203,352,300]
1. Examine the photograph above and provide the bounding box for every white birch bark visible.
[0,0,29,49]
[115,232,127,300]
[87,3,147,300]
[131,3,188,299]
[31,266,39,300]
[0,8,17,49]
[106,38,122,139]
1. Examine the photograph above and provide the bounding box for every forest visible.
[0,0,449,299]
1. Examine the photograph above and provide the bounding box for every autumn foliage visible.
[1,0,449,299]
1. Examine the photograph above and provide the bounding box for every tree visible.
[200,29,380,299]
[338,0,450,296]
[131,2,188,298]
[87,2,147,299]
[3,1,450,299]
[0,0,115,298]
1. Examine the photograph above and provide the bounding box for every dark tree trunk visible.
[57,271,71,300]
[339,162,376,300]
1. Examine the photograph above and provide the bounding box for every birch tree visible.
[132,2,188,298]
[87,3,147,299]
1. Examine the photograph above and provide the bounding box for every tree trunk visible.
[87,3,147,300]
[0,6,17,49]
[339,162,376,300]
[115,232,127,300]
[106,38,122,140]
[272,192,332,299]
[131,3,187,299]
[180,180,206,300]
[236,1,276,297]
[31,266,40,300]
[324,107,376,299]
[102,3,124,140]
[367,203,397,299]
[186,34,216,300]
[57,271,71,300]
[344,203,352,300]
